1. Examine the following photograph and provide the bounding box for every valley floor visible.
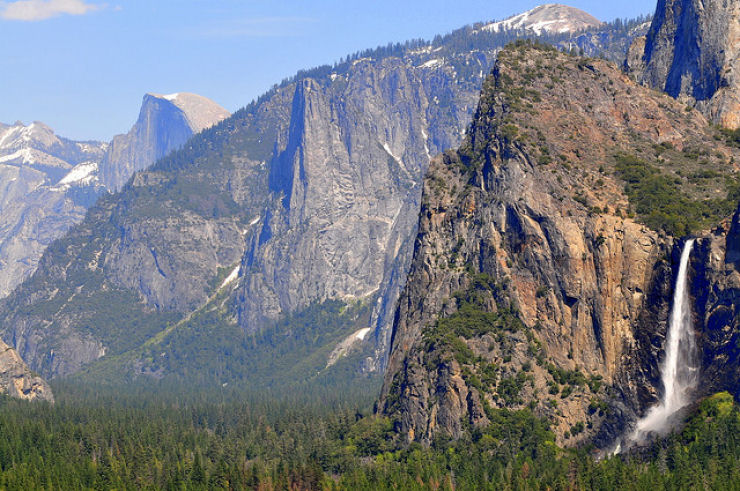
[0,383,738,490]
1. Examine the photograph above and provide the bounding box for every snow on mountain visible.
[53,161,99,190]
[0,121,106,173]
[0,91,229,298]
[481,4,602,35]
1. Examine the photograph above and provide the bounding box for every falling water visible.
[629,239,699,443]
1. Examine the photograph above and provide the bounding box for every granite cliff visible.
[101,93,229,191]
[691,205,740,399]
[0,338,53,402]
[631,0,740,129]
[379,42,740,446]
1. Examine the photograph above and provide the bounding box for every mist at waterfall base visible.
[617,240,700,452]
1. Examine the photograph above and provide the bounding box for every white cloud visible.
[1,0,99,21]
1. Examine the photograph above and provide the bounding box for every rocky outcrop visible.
[691,205,740,398]
[379,43,740,446]
[638,0,740,129]
[101,93,229,191]
[0,338,53,402]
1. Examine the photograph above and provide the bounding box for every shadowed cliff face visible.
[692,206,740,399]
[637,0,740,129]
[379,43,740,447]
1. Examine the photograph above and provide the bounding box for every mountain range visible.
[1,0,738,457]
[0,6,658,395]
[0,93,229,301]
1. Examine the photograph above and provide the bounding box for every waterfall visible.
[629,239,699,443]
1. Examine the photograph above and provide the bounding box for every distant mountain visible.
[480,4,602,35]
[102,93,230,191]
[0,7,650,386]
[0,94,229,300]
[0,121,107,298]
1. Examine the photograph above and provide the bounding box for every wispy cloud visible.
[194,16,317,39]
[0,0,99,21]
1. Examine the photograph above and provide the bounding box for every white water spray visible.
[629,239,699,443]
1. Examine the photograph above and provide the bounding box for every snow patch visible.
[219,265,241,290]
[409,45,433,56]
[421,129,431,160]
[479,4,602,35]
[0,127,23,149]
[0,148,34,164]
[354,328,372,341]
[76,142,106,153]
[162,93,180,101]
[58,161,98,186]
[420,58,444,69]
[326,327,374,368]
[383,143,403,166]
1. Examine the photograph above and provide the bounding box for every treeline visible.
[0,386,738,489]
[254,12,652,112]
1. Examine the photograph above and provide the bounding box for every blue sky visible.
[1,0,655,141]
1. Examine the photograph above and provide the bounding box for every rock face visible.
[101,93,229,191]
[0,44,497,380]
[0,121,107,298]
[0,338,53,402]
[692,205,740,398]
[0,12,648,382]
[236,55,492,361]
[379,43,740,446]
[637,0,740,129]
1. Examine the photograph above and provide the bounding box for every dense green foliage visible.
[0,387,739,489]
[70,296,378,399]
[614,153,740,236]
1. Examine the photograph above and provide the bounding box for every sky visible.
[1,0,655,142]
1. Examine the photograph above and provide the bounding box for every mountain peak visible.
[482,4,602,35]
[146,92,230,133]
